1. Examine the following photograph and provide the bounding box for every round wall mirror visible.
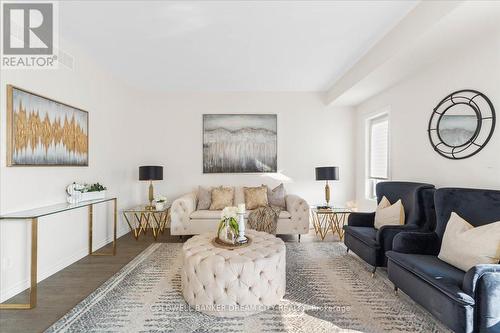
[428,90,495,159]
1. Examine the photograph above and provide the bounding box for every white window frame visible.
[365,110,391,200]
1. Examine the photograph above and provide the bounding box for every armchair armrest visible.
[285,194,310,234]
[463,265,500,333]
[170,192,197,235]
[347,212,375,228]
[392,231,440,255]
[377,224,420,252]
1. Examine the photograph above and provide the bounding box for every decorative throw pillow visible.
[197,186,211,210]
[438,212,500,271]
[374,196,405,229]
[244,186,269,210]
[209,186,234,210]
[266,183,286,209]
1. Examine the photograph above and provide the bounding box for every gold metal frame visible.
[88,198,117,256]
[6,84,90,167]
[311,208,351,241]
[0,199,117,310]
[123,208,170,241]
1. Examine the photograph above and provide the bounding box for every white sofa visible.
[170,186,310,238]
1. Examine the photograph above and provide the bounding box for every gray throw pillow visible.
[197,186,211,210]
[266,183,286,209]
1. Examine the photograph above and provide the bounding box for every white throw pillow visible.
[438,212,500,272]
[374,196,405,229]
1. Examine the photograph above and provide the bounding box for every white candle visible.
[238,203,246,214]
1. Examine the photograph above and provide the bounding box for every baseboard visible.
[0,226,130,303]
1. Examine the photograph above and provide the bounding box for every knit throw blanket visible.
[247,206,281,235]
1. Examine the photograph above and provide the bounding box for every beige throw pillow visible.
[244,186,268,210]
[197,186,212,210]
[266,183,286,209]
[438,212,500,271]
[374,196,405,229]
[209,186,234,210]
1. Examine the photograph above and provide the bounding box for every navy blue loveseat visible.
[386,188,500,333]
[344,181,436,273]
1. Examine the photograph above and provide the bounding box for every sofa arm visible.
[347,212,375,228]
[377,224,420,252]
[170,192,197,235]
[286,194,310,234]
[392,231,440,255]
[463,265,500,333]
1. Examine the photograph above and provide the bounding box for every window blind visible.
[369,117,389,179]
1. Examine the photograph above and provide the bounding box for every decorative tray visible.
[212,236,252,250]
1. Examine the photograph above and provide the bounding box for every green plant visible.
[154,195,167,203]
[77,183,107,193]
[217,217,239,237]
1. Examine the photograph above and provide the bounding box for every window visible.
[367,113,389,199]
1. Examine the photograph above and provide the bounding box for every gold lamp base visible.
[145,181,155,210]
[324,181,331,207]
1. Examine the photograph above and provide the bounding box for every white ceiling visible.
[329,1,500,106]
[60,1,417,92]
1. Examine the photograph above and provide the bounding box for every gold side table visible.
[122,205,170,240]
[310,207,352,241]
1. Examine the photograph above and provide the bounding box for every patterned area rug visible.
[46,242,450,333]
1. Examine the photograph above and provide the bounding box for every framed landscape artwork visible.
[7,85,89,166]
[203,114,277,173]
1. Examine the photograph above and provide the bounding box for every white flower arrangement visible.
[221,206,238,220]
[218,206,239,244]
[154,195,167,203]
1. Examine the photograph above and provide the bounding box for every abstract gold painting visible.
[7,85,89,166]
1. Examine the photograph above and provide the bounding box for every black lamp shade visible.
[315,166,339,181]
[139,166,163,181]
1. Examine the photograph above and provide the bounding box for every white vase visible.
[80,190,106,202]
[155,202,166,211]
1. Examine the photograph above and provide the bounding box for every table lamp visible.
[315,166,339,208]
[139,165,163,210]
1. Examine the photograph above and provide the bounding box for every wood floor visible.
[0,229,339,333]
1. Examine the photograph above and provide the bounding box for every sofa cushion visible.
[244,186,269,210]
[234,187,245,205]
[209,186,234,210]
[197,186,212,210]
[438,212,500,271]
[266,183,286,209]
[374,196,405,229]
[343,226,378,248]
[386,251,474,305]
[190,210,291,220]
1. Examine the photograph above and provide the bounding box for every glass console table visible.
[0,197,117,310]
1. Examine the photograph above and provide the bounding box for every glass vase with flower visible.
[217,206,239,245]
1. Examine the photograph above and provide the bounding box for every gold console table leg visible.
[0,218,38,310]
[89,199,117,256]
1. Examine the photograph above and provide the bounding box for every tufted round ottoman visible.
[181,230,286,317]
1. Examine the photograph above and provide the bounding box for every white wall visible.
[0,39,143,302]
[0,43,356,301]
[132,91,355,207]
[354,34,500,211]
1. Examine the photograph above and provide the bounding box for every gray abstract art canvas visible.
[203,114,277,173]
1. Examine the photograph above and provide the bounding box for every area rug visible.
[46,242,450,333]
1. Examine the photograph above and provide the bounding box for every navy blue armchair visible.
[386,188,500,333]
[343,181,436,273]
